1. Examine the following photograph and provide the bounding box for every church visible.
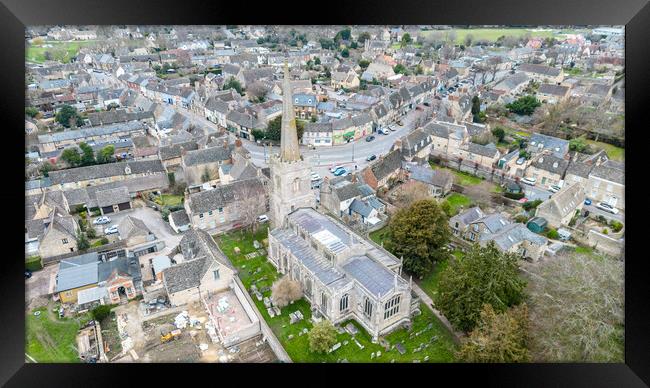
[267,63,419,341]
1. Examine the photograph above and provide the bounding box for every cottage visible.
[525,154,569,188]
[535,183,585,228]
[406,164,453,197]
[361,149,404,190]
[479,223,548,262]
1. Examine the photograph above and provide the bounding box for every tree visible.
[340,48,349,58]
[414,65,423,75]
[569,136,589,153]
[314,57,321,65]
[39,161,54,177]
[25,107,39,118]
[387,199,450,279]
[308,320,338,354]
[96,145,115,164]
[357,32,371,44]
[266,115,282,141]
[271,276,303,308]
[358,59,370,69]
[247,82,268,103]
[435,242,526,332]
[457,304,530,362]
[491,127,506,143]
[106,102,119,111]
[393,63,408,75]
[524,252,623,362]
[506,96,541,116]
[55,104,83,128]
[401,33,412,47]
[223,76,243,95]
[86,227,97,239]
[335,27,351,42]
[471,95,481,119]
[393,181,431,208]
[60,148,82,167]
[464,34,474,47]
[91,305,112,322]
[79,142,96,166]
[76,231,90,252]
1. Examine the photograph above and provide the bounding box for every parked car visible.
[584,198,592,206]
[333,168,348,177]
[548,185,561,193]
[257,215,269,223]
[396,120,403,126]
[378,128,390,135]
[93,216,111,225]
[310,172,321,181]
[330,165,344,173]
[25,270,32,279]
[366,154,377,161]
[521,177,536,186]
[516,157,526,165]
[596,202,619,215]
[104,225,119,235]
[365,135,375,142]
[389,125,397,131]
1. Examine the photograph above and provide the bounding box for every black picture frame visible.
[2,0,648,386]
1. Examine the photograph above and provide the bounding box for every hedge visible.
[504,191,525,200]
[25,256,43,271]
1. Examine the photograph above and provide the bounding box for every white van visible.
[379,128,390,135]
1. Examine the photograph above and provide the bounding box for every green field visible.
[26,40,97,64]
[586,140,624,161]
[419,28,575,45]
[216,226,457,362]
[26,305,91,362]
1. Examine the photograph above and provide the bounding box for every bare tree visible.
[271,276,303,308]
[392,181,431,208]
[523,252,624,362]
[247,81,269,102]
[233,180,266,232]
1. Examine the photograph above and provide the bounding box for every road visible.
[245,108,426,178]
[583,203,624,223]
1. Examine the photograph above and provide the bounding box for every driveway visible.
[25,263,58,306]
[93,206,183,251]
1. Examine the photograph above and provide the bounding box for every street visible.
[583,203,624,223]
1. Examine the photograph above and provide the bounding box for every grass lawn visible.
[444,193,473,216]
[216,227,457,362]
[429,162,483,186]
[26,40,97,64]
[26,305,92,362]
[369,226,391,247]
[418,250,463,303]
[420,28,558,45]
[585,140,624,161]
[25,255,43,271]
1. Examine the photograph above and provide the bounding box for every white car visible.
[516,157,526,165]
[330,165,344,173]
[104,225,119,235]
[257,215,269,223]
[548,185,561,193]
[310,172,321,181]
[93,216,111,225]
[521,177,537,186]
[389,125,397,131]
[596,202,619,215]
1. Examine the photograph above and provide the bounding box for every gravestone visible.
[253,240,261,249]
[395,343,406,355]
[234,247,241,254]
[345,322,359,335]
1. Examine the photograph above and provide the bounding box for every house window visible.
[213,269,220,280]
[364,297,373,319]
[208,210,213,216]
[62,238,68,244]
[469,232,476,241]
[384,295,401,320]
[218,207,223,213]
[340,294,349,312]
[199,213,204,218]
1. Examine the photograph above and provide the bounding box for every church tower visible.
[269,62,316,228]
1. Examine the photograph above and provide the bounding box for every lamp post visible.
[351,140,355,162]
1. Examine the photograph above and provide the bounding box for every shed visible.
[527,217,548,234]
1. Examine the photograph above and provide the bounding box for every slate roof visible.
[49,160,165,185]
[159,141,199,160]
[450,206,485,226]
[349,198,374,218]
[530,154,569,175]
[63,174,169,208]
[590,162,624,184]
[117,216,151,240]
[566,160,595,178]
[538,83,569,97]
[480,223,547,251]
[528,133,569,158]
[98,256,141,283]
[95,186,131,208]
[466,142,499,158]
[334,181,364,201]
[401,128,432,157]
[370,149,402,181]
[536,183,585,220]
[163,256,208,294]
[187,178,265,214]
[170,209,190,227]
[493,72,529,92]
[56,262,99,292]
[472,213,511,234]
[518,63,561,77]
[409,164,453,187]
[38,121,144,144]
[342,255,402,297]
[183,145,234,166]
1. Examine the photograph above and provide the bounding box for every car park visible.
[366,154,377,161]
[93,216,111,225]
[366,135,375,142]
[521,177,536,186]
[104,225,119,235]
[596,202,619,215]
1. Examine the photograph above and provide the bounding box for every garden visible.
[215,226,457,362]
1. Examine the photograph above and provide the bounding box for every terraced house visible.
[47,159,167,191]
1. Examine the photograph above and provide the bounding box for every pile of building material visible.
[173,311,202,329]
[205,320,219,343]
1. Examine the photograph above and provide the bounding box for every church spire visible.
[279,61,301,162]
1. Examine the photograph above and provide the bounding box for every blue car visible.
[584,198,592,206]
[333,168,348,177]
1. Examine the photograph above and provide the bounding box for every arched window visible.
[383,294,401,320]
[339,294,349,312]
[292,177,300,193]
[321,292,329,311]
[363,297,373,319]
[304,277,312,297]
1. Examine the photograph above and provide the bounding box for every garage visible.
[118,202,132,211]
[95,187,132,216]
[102,205,115,214]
